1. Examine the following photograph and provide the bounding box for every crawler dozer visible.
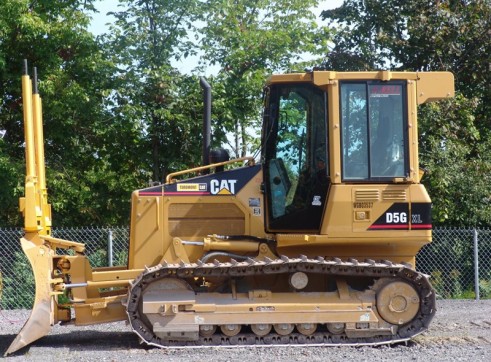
[5,62,454,355]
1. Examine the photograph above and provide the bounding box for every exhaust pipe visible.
[200,77,211,169]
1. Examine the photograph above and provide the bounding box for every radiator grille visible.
[354,189,380,201]
[382,189,407,201]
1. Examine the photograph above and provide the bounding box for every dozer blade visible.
[5,235,55,356]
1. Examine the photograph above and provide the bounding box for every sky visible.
[88,0,344,74]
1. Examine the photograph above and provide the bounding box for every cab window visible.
[340,82,408,180]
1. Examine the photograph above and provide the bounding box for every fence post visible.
[473,228,480,301]
[108,229,113,267]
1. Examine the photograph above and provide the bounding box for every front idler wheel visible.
[376,279,420,325]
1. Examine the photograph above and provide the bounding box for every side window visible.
[341,84,368,179]
[274,89,309,214]
[341,82,407,180]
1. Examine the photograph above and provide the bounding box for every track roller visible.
[199,325,217,337]
[251,324,272,336]
[221,324,241,337]
[327,322,345,335]
[273,323,295,336]
[296,323,317,336]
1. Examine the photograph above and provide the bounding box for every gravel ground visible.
[1,299,491,361]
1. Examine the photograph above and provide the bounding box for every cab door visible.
[262,83,329,233]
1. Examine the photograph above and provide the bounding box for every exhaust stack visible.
[200,77,211,168]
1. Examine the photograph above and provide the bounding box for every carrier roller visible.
[125,256,436,347]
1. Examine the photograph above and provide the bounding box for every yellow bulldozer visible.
[5,61,454,355]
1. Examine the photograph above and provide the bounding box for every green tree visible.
[105,0,204,182]
[322,0,491,226]
[419,95,491,225]
[199,0,331,158]
[321,0,490,104]
[0,144,22,225]
[0,0,139,226]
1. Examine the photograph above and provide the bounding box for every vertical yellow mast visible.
[20,59,39,232]
[32,66,51,235]
[6,60,55,356]
[19,60,51,235]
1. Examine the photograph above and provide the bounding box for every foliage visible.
[0,0,488,228]
[322,0,491,226]
[0,142,23,225]
[0,0,142,226]
[104,0,204,182]
[480,278,491,299]
[0,251,34,309]
[418,229,476,299]
[419,95,491,226]
[199,0,331,158]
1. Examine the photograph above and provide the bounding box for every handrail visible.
[165,157,255,183]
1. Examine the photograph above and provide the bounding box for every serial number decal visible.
[353,202,373,209]
[256,306,275,312]
[249,197,260,207]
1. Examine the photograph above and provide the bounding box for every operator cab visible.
[262,75,409,233]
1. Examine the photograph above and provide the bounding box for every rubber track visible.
[126,256,436,348]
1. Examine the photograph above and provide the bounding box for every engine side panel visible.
[128,165,264,269]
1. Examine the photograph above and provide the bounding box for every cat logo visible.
[210,179,237,195]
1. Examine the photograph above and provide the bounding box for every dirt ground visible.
[1,299,490,361]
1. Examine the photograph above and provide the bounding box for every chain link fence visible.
[0,227,129,310]
[1,226,491,310]
[417,228,491,300]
